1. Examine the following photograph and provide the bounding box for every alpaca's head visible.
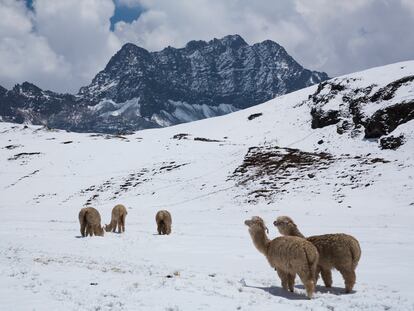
[273,216,297,235]
[95,225,105,236]
[244,216,269,233]
[104,224,111,232]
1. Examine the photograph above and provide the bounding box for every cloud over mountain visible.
[1,0,413,93]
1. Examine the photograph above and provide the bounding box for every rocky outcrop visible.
[379,134,406,150]
[306,75,414,143]
[364,101,414,138]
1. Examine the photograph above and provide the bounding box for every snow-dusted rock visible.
[0,35,328,133]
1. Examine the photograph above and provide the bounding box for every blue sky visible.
[25,0,143,31]
[110,2,144,31]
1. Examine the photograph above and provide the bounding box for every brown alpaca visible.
[78,207,104,237]
[245,216,319,299]
[105,204,127,233]
[274,216,361,293]
[155,210,172,235]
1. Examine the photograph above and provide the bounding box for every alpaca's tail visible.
[303,247,317,298]
[79,209,86,225]
[304,247,318,283]
[79,209,87,236]
[350,238,361,270]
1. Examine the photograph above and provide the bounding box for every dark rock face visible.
[364,101,414,138]
[0,35,328,133]
[80,35,327,110]
[311,108,340,129]
[380,134,405,150]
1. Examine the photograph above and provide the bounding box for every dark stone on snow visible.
[248,113,263,120]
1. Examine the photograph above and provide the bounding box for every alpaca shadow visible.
[75,235,107,238]
[296,284,355,295]
[243,283,309,300]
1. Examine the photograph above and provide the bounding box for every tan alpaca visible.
[78,207,104,237]
[155,210,172,235]
[105,204,128,233]
[274,216,361,293]
[245,216,319,299]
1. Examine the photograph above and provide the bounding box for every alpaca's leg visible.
[298,271,315,299]
[338,268,356,293]
[287,273,295,292]
[86,225,92,236]
[121,214,126,232]
[80,222,86,237]
[320,267,332,288]
[314,266,321,285]
[157,224,162,235]
[275,269,289,291]
[117,220,121,233]
[166,225,171,235]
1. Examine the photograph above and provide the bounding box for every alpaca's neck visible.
[288,226,305,238]
[249,228,270,255]
[106,219,117,231]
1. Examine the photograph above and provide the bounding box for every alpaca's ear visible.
[265,227,269,234]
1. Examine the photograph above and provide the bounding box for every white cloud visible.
[0,0,120,93]
[0,0,70,91]
[33,0,121,91]
[0,0,413,93]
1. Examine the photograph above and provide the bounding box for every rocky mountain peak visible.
[0,85,7,96]
[13,82,43,96]
[215,34,248,49]
[0,35,329,134]
[185,40,208,51]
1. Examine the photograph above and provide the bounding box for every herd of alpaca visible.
[245,215,361,299]
[78,204,172,237]
[78,206,360,299]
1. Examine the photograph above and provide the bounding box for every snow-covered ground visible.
[1,61,414,310]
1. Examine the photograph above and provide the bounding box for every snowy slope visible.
[1,61,414,310]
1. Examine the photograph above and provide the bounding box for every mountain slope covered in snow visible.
[0,35,328,133]
[0,61,413,310]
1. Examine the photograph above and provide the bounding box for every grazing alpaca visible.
[155,210,172,235]
[274,216,361,293]
[105,204,128,233]
[245,216,319,298]
[78,207,104,237]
